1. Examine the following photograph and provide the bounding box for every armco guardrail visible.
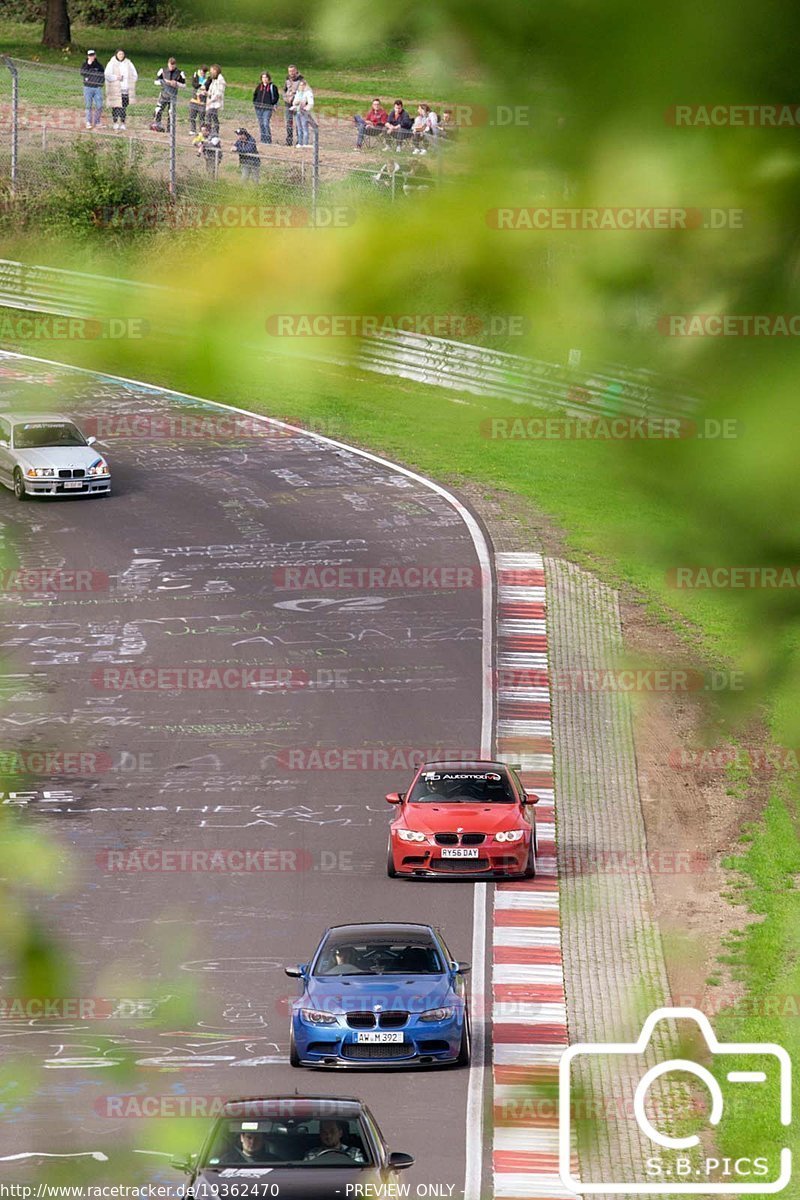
[0,259,698,420]
[0,259,166,317]
[359,331,698,420]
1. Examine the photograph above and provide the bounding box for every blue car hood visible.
[304,974,455,1014]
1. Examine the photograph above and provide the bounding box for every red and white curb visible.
[493,552,579,1199]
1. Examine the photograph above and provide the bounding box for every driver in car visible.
[227,1129,276,1164]
[326,945,360,974]
[303,1120,366,1163]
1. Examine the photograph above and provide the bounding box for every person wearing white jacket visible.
[291,79,314,147]
[105,49,138,131]
[205,65,226,137]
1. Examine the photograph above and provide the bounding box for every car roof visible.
[418,759,511,773]
[325,921,436,941]
[4,413,74,424]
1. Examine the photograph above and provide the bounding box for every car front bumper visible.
[23,474,111,496]
[292,1013,464,1067]
[391,838,530,878]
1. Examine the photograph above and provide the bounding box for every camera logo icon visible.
[558,1006,791,1194]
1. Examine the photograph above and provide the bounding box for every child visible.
[194,122,222,176]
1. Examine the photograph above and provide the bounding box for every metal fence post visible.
[311,115,319,222]
[1,56,19,196]
[169,91,177,194]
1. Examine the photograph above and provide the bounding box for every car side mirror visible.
[284,963,307,978]
[388,1151,415,1170]
[523,792,539,804]
[170,1153,196,1173]
[451,961,471,975]
[385,792,404,804]
[86,435,97,446]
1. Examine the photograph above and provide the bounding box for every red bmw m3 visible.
[386,760,539,880]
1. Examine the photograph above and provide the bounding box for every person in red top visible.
[354,97,388,148]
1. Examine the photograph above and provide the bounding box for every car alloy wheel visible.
[13,469,27,502]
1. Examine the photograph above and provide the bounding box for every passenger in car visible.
[226,1129,278,1164]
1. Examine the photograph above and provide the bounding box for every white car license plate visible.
[441,847,479,859]
[64,481,83,490]
[356,1031,404,1044]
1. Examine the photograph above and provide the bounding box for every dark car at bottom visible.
[173,1095,414,1199]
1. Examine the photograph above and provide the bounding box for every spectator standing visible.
[283,65,302,146]
[152,57,186,132]
[233,127,261,181]
[80,49,105,129]
[189,65,209,135]
[354,98,388,148]
[205,65,226,137]
[253,72,279,144]
[291,78,314,147]
[384,99,413,146]
[105,49,138,132]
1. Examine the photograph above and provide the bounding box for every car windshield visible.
[14,422,87,449]
[314,936,443,976]
[408,769,517,803]
[203,1115,372,1168]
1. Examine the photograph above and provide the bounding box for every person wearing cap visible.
[80,50,105,129]
[233,127,260,182]
[105,49,138,132]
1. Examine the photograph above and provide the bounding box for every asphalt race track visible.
[0,353,493,1194]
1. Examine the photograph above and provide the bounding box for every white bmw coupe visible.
[0,413,111,500]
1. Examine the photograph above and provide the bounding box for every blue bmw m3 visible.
[286,922,471,1069]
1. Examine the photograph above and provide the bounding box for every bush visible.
[2,0,179,26]
[18,139,162,240]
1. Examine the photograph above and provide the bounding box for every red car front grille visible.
[433,832,486,846]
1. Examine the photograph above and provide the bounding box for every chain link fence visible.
[0,56,454,215]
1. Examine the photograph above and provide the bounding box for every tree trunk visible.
[42,0,71,49]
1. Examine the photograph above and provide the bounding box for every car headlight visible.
[301,1008,338,1025]
[496,829,525,843]
[88,459,109,476]
[419,1007,455,1022]
[397,829,427,843]
[26,467,55,478]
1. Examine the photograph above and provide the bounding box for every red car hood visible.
[401,803,524,835]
